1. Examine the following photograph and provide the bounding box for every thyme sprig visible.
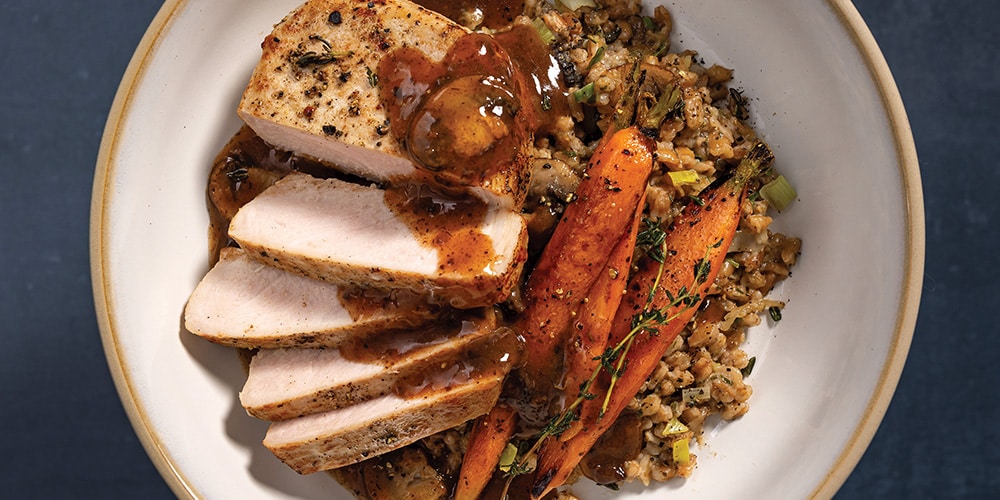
[501,230,721,487]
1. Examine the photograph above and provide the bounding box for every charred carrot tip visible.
[531,469,555,499]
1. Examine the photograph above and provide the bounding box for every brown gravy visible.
[206,125,332,264]
[382,183,497,277]
[378,23,567,187]
[415,0,525,30]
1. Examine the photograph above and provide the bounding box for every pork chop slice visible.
[228,172,527,308]
[240,309,502,420]
[238,0,529,209]
[263,370,505,474]
[184,247,439,348]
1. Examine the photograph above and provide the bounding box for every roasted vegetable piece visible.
[518,125,656,389]
[529,142,775,499]
[557,192,645,442]
[455,125,655,498]
[454,403,518,500]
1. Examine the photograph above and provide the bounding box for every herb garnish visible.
[768,305,782,322]
[500,234,719,489]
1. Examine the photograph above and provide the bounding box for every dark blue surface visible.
[0,0,995,498]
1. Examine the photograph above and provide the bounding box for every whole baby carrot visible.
[556,191,645,442]
[454,403,517,500]
[455,126,655,499]
[529,141,775,498]
[517,126,655,390]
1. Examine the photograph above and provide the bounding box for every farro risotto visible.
[195,0,802,497]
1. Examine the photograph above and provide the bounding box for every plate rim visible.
[89,0,924,498]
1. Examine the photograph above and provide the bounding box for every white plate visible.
[91,0,923,498]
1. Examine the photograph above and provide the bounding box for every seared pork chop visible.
[263,370,505,473]
[240,309,502,420]
[184,247,439,348]
[227,172,527,308]
[238,0,530,209]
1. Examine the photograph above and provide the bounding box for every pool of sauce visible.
[578,410,644,485]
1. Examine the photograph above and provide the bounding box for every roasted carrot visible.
[455,127,654,498]
[454,403,518,500]
[529,142,775,499]
[518,126,655,389]
[459,74,673,496]
[556,191,645,442]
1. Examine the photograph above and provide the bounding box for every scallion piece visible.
[681,386,710,406]
[662,417,690,436]
[768,306,782,322]
[586,44,606,70]
[497,443,518,473]
[672,438,691,464]
[557,0,597,12]
[573,82,596,103]
[667,169,699,186]
[531,18,556,45]
[759,174,797,211]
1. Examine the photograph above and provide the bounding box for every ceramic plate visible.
[91,0,923,498]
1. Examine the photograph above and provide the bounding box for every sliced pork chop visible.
[238,0,529,209]
[240,309,502,420]
[263,370,505,474]
[228,172,527,308]
[184,247,439,348]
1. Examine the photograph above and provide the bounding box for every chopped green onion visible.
[498,443,518,473]
[573,82,596,103]
[640,84,683,130]
[531,18,556,45]
[643,16,657,31]
[672,438,691,464]
[667,169,699,186]
[586,44,606,70]
[759,174,797,211]
[557,0,597,12]
[662,417,690,436]
[740,356,757,378]
[768,306,782,322]
[682,386,711,406]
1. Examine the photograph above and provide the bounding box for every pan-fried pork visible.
[184,247,438,348]
[240,309,503,420]
[227,172,527,308]
[263,370,505,474]
[238,0,530,209]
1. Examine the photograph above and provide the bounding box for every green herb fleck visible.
[768,306,782,322]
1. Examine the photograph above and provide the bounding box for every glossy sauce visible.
[378,23,568,187]
[383,184,497,277]
[416,0,525,30]
[396,324,519,398]
[206,125,329,264]
[336,315,479,367]
[579,410,644,485]
[335,286,434,325]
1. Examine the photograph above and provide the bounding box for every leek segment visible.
[759,174,797,211]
